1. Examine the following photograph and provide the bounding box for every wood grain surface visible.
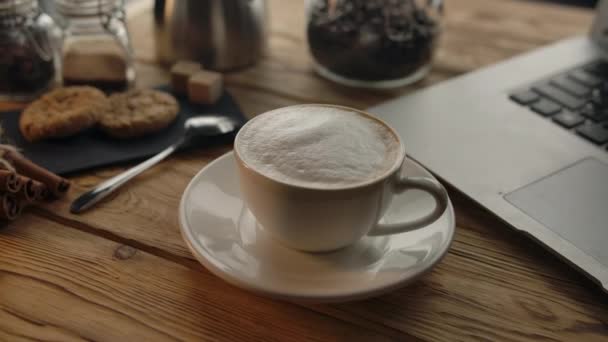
[1,0,607,341]
[0,215,398,341]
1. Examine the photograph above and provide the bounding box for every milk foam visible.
[237,105,401,188]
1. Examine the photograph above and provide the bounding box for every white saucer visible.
[179,152,455,303]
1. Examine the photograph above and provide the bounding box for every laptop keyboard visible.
[509,60,608,148]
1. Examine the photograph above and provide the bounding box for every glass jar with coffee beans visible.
[307,0,442,88]
[0,0,62,101]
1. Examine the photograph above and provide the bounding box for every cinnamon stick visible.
[0,193,21,220]
[0,170,22,193]
[33,181,49,201]
[15,176,40,203]
[2,150,70,197]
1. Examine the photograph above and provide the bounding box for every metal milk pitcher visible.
[153,0,267,71]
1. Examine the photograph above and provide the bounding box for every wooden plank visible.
[35,184,608,341]
[38,146,230,259]
[40,0,595,256]
[29,1,607,336]
[316,197,608,342]
[0,215,401,341]
[2,0,605,340]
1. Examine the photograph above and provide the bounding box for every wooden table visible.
[1,0,607,341]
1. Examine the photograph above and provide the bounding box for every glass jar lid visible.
[55,0,123,17]
[0,0,38,27]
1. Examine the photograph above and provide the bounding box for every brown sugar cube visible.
[170,61,202,94]
[187,70,223,105]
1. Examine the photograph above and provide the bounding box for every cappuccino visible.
[236,105,401,188]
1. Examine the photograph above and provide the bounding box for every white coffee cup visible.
[234,104,448,252]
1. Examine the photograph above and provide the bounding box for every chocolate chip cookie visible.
[19,86,107,142]
[98,89,179,139]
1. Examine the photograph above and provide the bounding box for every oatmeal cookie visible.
[19,86,107,142]
[99,89,179,139]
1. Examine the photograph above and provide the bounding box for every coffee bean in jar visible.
[0,0,60,101]
[0,35,56,98]
[307,0,442,88]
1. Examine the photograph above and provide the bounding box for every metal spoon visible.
[70,115,241,214]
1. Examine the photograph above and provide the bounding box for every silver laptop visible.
[371,1,608,291]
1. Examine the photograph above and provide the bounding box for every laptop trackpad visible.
[505,158,608,266]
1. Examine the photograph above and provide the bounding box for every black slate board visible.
[0,86,247,175]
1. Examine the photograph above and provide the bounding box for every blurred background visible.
[543,0,597,7]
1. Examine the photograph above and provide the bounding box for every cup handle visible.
[368,176,449,236]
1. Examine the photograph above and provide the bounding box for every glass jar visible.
[306,0,443,89]
[0,0,61,101]
[56,0,135,92]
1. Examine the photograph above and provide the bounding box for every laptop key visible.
[550,75,591,97]
[584,61,608,77]
[576,123,608,144]
[552,110,585,128]
[599,83,608,99]
[590,89,604,106]
[530,99,561,116]
[532,83,585,110]
[580,103,608,122]
[509,90,539,105]
[569,70,602,87]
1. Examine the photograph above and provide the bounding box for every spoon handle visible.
[70,142,180,214]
